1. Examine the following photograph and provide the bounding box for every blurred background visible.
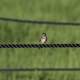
[0,0,80,80]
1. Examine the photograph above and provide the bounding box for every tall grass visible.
[0,0,80,80]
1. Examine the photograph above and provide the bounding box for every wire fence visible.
[0,44,80,48]
[0,17,80,25]
[0,17,80,79]
[0,68,80,72]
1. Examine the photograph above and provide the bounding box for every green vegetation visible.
[0,0,80,80]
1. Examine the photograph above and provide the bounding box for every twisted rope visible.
[0,17,80,25]
[0,44,80,48]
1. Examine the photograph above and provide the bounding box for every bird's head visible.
[42,33,46,36]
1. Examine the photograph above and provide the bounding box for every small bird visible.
[40,33,47,44]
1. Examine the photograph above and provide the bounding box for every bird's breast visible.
[41,38,46,43]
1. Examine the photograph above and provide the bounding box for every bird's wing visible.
[39,36,42,42]
[46,36,47,41]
